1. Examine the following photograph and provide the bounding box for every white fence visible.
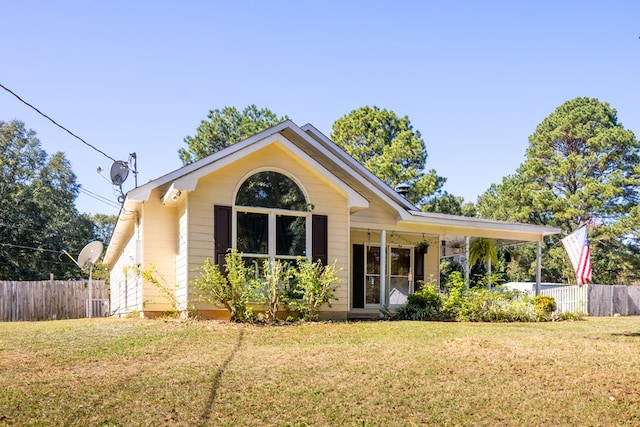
[540,285,588,314]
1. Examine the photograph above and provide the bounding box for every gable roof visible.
[104,120,560,265]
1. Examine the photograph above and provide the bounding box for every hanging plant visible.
[415,240,430,254]
[450,240,464,254]
[469,238,498,267]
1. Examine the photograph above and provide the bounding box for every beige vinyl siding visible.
[140,190,178,312]
[423,248,439,286]
[186,142,350,316]
[175,197,189,311]
[109,224,142,316]
[350,198,401,229]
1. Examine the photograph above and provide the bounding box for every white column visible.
[535,240,542,296]
[464,236,470,289]
[379,229,386,317]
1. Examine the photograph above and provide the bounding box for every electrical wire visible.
[0,82,117,163]
[1,242,69,255]
[78,187,121,209]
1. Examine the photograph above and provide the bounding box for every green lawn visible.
[1,317,639,426]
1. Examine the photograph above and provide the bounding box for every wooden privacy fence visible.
[541,284,640,316]
[0,280,109,321]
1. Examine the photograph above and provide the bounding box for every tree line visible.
[3,97,639,284]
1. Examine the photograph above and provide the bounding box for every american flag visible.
[561,225,592,286]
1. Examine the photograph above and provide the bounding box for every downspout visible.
[379,229,386,318]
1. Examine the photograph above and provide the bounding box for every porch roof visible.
[405,210,561,240]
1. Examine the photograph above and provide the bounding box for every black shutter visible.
[312,214,328,265]
[214,205,232,270]
[352,244,365,308]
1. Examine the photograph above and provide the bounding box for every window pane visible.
[366,275,380,304]
[237,212,268,254]
[276,215,306,256]
[243,256,268,301]
[366,246,380,274]
[236,171,307,210]
[243,256,268,280]
[389,277,409,305]
[390,247,411,275]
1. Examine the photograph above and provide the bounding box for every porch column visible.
[535,240,542,296]
[379,229,386,317]
[464,236,470,289]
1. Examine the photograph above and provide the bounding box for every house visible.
[103,120,561,319]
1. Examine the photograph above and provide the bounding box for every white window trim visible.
[232,169,312,263]
[232,208,311,261]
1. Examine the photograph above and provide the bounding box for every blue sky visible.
[2,1,639,216]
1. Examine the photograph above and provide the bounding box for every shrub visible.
[396,283,443,320]
[450,286,537,322]
[441,271,466,320]
[554,310,586,321]
[139,263,181,314]
[533,295,556,320]
[253,259,293,322]
[288,258,341,321]
[191,249,254,322]
[485,295,537,322]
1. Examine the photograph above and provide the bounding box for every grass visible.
[1,317,640,426]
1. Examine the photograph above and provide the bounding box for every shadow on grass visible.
[611,332,640,337]
[198,327,245,426]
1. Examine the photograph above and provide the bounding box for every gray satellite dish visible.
[67,241,103,318]
[110,160,130,186]
[77,241,103,269]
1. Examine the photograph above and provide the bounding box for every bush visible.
[396,283,443,320]
[288,257,341,321]
[253,259,292,322]
[554,310,586,321]
[460,288,538,322]
[441,271,465,320]
[139,263,181,313]
[191,249,255,322]
[533,295,556,320]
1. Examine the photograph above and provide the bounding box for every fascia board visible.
[168,133,369,209]
[124,120,297,202]
[104,203,138,267]
[298,124,416,215]
[403,210,562,237]
[282,140,369,209]
[173,133,284,191]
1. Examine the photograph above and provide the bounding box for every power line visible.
[1,242,69,255]
[78,187,121,209]
[0,82,117,163]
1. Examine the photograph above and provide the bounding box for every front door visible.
[388,246,412,306]
[353,244,414,309]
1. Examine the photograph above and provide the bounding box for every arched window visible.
[234,171,309,272]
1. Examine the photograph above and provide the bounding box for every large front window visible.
[235,171,309,276]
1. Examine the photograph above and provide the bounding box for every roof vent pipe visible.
[395,182,410,198]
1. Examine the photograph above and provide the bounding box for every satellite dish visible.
[110,160,130,186]
[67,241,103,319]
[77,241,103,269]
